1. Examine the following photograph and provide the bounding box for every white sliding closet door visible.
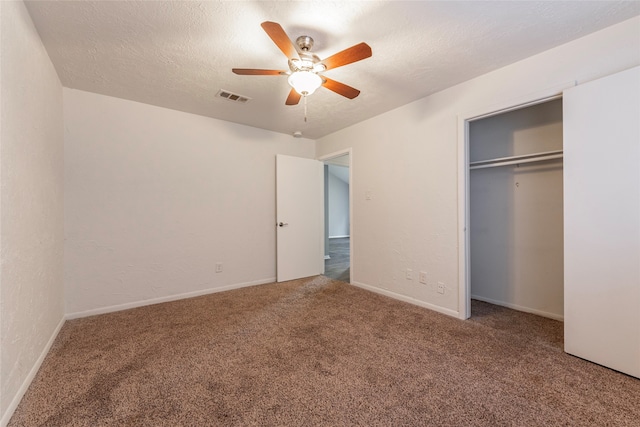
[563,66,640,378]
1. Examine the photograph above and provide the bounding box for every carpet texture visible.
[9,276,640,426]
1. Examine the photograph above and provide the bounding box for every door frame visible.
[318,148,353,282]
[456,83,573,320]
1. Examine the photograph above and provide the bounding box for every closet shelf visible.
[469,150,563,170]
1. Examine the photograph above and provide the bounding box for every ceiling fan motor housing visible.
[296,35,314,52]
[289,55,324,73]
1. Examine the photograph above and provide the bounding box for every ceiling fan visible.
[232,21,372,106]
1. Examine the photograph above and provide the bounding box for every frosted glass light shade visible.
[288,71,322,95]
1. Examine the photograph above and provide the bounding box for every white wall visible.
[64,89,315,316]
[328,165,349,238]
[316,16,640,317]
[469,100,564,319]
[0,1,65,424]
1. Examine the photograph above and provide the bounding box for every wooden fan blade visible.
[232,69,285,75]
[261,21,299,60]
[285,88,302,105]
[322,42,372,71]
[322,77,361,99]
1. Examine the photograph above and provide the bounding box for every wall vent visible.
[216,89,251,103]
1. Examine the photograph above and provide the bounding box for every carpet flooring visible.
[9,276,640,426]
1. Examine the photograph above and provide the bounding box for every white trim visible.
[65,278,276,320]
[318,148,353,283]
[1,316,66,427]
[457,81,574,320]
[471,295,564,321]
[351,281,460,318]
[324,255,331,260]
[457,116,470,320]
[329,235,350,239]
[318,148,353,163]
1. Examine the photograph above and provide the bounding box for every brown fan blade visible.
[321,42,372,71]
[285,88,302,105]
[232,69,285,75]
[322,77,361,99]
[261,21,299,60]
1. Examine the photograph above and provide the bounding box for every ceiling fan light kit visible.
[232,21,372,113]
[288,71,322,96]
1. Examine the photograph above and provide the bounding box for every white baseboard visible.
[351,281,460,318]
[66,278,277,320]
[329,235,350,239]
[1,315,66,427]
[471,294,564,321]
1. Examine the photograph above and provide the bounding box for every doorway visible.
[319,150,352,283]
[457,85,570,320]
[467,98,564,320]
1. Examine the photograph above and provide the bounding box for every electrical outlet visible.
[406,269,413,280]
[419,271,427,284]
[215,263,223,273]
[437,282,445,294]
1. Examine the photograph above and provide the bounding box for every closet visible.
[469,98,563,320]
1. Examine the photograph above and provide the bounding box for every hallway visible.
[324,237,350,283]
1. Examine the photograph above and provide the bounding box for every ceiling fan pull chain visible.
[304,94,308,122]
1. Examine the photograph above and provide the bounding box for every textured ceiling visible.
[25,1,640,139]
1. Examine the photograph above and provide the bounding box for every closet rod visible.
[470,149,563,166]
[469,151,563,170]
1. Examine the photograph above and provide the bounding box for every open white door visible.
[276,154,323,282]
[563,66,640,378]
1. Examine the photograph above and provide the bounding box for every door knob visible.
[278,222,289,227]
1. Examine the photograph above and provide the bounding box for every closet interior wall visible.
[469,99,564,320]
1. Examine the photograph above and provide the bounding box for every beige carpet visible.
[9,276,640,426]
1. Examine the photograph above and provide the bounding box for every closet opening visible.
[467,97,564,321]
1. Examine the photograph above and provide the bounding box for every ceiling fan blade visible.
[285,88,302,105]
[261,21,299,60]
[322,77,361,99]
[232,68,285,75]
[321,42,372,71]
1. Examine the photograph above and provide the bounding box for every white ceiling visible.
[25,1,640,139]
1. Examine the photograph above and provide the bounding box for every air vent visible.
[217,89,251,103]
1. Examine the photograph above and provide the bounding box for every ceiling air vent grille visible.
[217,89,251,103]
